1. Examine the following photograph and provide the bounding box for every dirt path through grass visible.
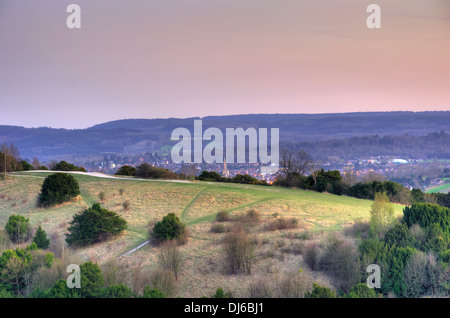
[185,195,278,226]
[180,187,207,222]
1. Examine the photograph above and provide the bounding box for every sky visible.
[0,0,449,129]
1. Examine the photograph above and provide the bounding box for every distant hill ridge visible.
[0,111,449,161]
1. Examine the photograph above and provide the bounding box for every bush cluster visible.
[65,203,127,247]
[38,173,80,206]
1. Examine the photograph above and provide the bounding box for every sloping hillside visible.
[0,171,404,297]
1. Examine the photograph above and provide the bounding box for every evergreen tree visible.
[66,203,127,247]
[152,213,186,242]
[32,226,50,249]
[39,173,81,206]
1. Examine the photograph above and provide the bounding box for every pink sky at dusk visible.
[0,0,449,129]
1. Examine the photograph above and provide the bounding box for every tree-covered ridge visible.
[0,111,448,160]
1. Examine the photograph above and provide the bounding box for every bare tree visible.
[224,229,254,274]
[158,240,184,280]
[32,157,41,170]
[1,143,10,180]
[275,270,312,298]
[101,258,127,287]
[362,171,386,183]
[180,163,196,180]
[308,160,322,189]
[1,143,22,179]
[279,148,313,178]
[47,160,58,170]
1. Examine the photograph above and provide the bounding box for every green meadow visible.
[426,182,450,194]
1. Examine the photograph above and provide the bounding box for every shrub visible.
[51,161,86,172]
[344,283,380,298]
[383,222,415,248]
[136,163,178,179]
[403,203,450,239]
[303,242,320,270]
[410,224,427,247]
[149,269,176,297]
[99,284,133,298]
[0,230,13,252]
[158,240,183,280]
[216,211,230,222]
[198,171,224,182]
[276,270,312,298]
[423,223,448,254]
[210,223,228,233]
[98,192,106,202]
[234,209,261,227]
[122,200,130,211]
[5,214,31,244]
[152,213,187,243]
[115,165,137,176]
[79,261,104,298]
[343,220,370,239]
[211,287,233,298]
[305,283,336,298]
[65,203,128,247]
[0,250,31,295]
[142,286,165,298]
[30,259,67,292]
[381,246,416,296]
[32,226,50,249]
[38,173,80,206]
[100,258,127,287]
[247,277,272,298]
[0,243,38,295]
[265,218,298,231]
[319,234,361,292]
[47,279,80,298]
[369,192,395,238]
[223,230,254,274]
[404,251,428,297]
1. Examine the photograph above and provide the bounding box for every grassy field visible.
[426,183,450,194]
[0,171,405,297]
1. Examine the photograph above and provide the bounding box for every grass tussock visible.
[265,217,299,231]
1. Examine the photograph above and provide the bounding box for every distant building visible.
[222,158,230,177]
[392,159,408,164]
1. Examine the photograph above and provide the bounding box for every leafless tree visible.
[0,143,22,179]
[224,229,254,274]
[279,148,313,178]
[1,143,11,180]
[342,170,358,187]
[308,160,322,189]
[275,270,312,298]
[101,258,127,287]
[149,269,177,297]
[47,160,58,170]
[32,157,41,170]
[158,240,184,280]
[180,163,196,180]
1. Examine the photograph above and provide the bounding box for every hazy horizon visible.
[1,0,449,129]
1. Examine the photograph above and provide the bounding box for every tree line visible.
[275,148,450,208]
